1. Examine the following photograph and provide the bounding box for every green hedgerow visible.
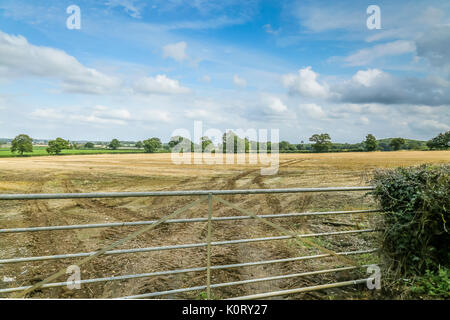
[371,164,449,277]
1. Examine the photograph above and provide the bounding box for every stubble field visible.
[0,151,448,299]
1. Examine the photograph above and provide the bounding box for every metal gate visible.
[0,187,380,299]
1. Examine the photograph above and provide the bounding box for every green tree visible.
[47,138,70,155]
[108,139,121,150]
[296,140,305,151]
[364,134,378,151]
[11,134,33,155]
[201,136,213,152]
[84,142,94,149]
[389,137,406,151]
[135,141,143,149]
[427,131,450,150]
[309,133,332,152]
[143,137,162,153]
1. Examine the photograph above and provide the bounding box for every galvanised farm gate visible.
[0,187,380,299]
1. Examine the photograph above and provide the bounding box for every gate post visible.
[206,193,213,299]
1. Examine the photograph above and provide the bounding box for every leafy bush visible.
[410,267,450,298]
[371,164,449,276]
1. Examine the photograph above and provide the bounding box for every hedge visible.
[371,164,449,276]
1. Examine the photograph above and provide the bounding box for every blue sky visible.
[0,0,449,143]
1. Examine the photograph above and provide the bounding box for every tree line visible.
[7,131,450,156]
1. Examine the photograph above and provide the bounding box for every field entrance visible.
[0,152,448,298]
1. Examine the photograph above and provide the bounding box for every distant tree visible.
[296,140,305,151]
[84,142,94,149]
[47,138,70,155]
[309,133,332,152]
[201,136,213,152]
[135,141,143,149]
[70,142,82,150]
[108,139,121,150]
[389,138,406,151]
[426,131,450,150]
[364,134,378,151]
[11,134,33,155]
[279,141,292,152]
[143,137,162,153]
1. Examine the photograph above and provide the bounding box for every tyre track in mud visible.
[60,175,193,298]
[60,174,206,298]
[209,159,307,298]
[19,176,88,298]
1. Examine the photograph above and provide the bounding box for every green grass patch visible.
[0,147,169,158]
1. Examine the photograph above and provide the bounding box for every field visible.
[0,147,147,157]
[0,151,448,299]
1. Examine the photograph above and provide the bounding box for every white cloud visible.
[142,110,171,123]
[0,30,121,94]
[133,75,191,95]
[342,40,416,66]
[162,41,188,62]
[31,106,131,126]
[409,119,450,134]
[299,103,327,120]
[266,96,287,113]
[351,69,387,87]
[233,74,247,88]
[282,67,330,98]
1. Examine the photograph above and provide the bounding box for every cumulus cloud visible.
[162,41,188,62]
[133,75,191,95]
[351,69,389,87]
[283,66,450,107]
[0,30,121,94]
[333,70,450,106]
[265,96,287,113]
[282,67,330,98]
[233,74,247,88]
[298,103,327,120]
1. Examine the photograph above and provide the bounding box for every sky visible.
[0,0,449,143]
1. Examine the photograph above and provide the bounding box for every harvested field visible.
[0,151,449,299]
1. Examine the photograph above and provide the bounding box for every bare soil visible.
[0,151,448,299]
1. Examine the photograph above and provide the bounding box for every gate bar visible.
[226,279,369,300]
[0,230,377,264]
[0,186,374,200]
[121,265,374,299]
[0,209,379,234]
[0,250,377,294]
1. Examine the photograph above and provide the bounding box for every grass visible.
[0,146,148,157]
